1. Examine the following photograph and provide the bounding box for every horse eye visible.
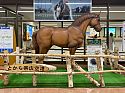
[98,19,100,21]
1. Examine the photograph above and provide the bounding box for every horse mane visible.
[70,13,99,26]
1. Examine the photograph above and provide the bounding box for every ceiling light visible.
[0,11,5,12]
[67,3,91,4]
[9,11,16,14]
[34,3,52,4]
[92,11,125,13]
[20,7,33,9]
[0,7,2,8]
[17,11,34,13]
[92,7,110,9]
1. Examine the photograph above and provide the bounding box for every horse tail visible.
[32,31,39,54]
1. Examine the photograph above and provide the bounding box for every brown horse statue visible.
[32,13,102,63]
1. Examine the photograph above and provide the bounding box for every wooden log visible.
[106,49,114,69]
[104,49,108,66]
[95,51,105,87]
[117,64,125,75]
[65,51,73,88]
[20,56,24,64]
[0,53,120,60]
[3,50,9,85]
[0,70,125,75]
[16,47,20,64]
[23,41,27,63]
[118,64,125,70]
[32,50,37,86]
[71,60,100,87]
[114,47,119,69]
[0,53,113,58]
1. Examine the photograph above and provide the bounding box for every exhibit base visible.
[0,88,125,93]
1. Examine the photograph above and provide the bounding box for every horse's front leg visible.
[69,47,77,71]
[69,47,76,55]
[38,47,50,64]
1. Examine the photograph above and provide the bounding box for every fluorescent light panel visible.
[92,11,125,13]
[0,11,5,12]
[20,7,33,9]
[92,7,110,9]
[18,11,34,13]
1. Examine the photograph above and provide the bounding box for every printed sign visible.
[0,27,13,52]
[86,39,103,72]
[6,64,50,72]
[34,0,92,21]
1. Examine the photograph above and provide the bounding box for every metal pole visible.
[20,17,23,48]
[15,1,19,46]
[5,10,8,27]
[83,31,86,63]
[106,1,110,49]
[39,21,41,29]
[84,34,86,55]
[61,21,63,62]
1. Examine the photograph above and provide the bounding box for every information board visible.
[0,27,13,52]
[86,39,103,72]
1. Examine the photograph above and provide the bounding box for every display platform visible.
[1,88,125,93]
[0,68,125,88]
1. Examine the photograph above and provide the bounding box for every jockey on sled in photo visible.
[54,0,72,20]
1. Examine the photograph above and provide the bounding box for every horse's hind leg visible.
[38,47,50,64]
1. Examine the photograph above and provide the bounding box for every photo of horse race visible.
[34,0,91,21]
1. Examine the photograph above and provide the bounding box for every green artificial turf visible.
[0,67,125,88]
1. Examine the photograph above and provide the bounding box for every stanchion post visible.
[32,50,37,86]
[3,50,9,85]
[95,51,105,87]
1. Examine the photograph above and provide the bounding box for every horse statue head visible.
[70,13,101,33]
[32,13,102,63]
[89,14,101,32]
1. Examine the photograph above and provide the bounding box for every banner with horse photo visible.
[34,0,92,21]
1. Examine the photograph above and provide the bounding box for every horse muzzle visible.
[94,25,102,32]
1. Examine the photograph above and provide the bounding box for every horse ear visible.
[96,11,101,16]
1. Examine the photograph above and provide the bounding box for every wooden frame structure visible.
[0,47,125,88]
